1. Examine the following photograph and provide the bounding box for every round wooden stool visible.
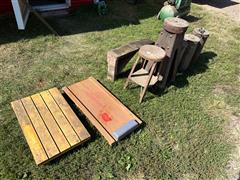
[124,45,166,103]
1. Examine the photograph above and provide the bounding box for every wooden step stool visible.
[124,45,166,103]
[107,39,155,81]
[11,88,90,165]
[63,77,143,145]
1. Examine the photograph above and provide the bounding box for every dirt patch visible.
[204,84,240,179]
[193,0,240,23]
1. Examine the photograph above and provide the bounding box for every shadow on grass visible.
[122,51,217,101]
[184,14,202,23]
[0,0,164,45]
[192,0,239,9]
[172,51,217,88]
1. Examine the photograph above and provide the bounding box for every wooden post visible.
[191,28,210,64]
[155,17,189,89]
[171,40,187,82]
[178,34,201,72]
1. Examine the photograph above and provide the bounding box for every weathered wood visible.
[40,90,80,146]
[154,17,189,88]
[11,100,48,165]
[124,45,166,103]
[63,77,143,145]
[107,39,154,81]
[31,94,70,152]
[191,28,210,64]
[129,68,163,87]
[21,97,60,158]
[179,34,201,72]
[138,45,166,62]
[11,88,90,165]
[164,17,189,34]
[63,87,116,145]
[49,88,90,141]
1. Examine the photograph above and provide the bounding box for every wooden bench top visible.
[11,88,90,165]
[109,39,155,58]
[63,77,142,145]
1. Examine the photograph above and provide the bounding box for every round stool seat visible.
[139,45,166,62]
[164,17,189,34]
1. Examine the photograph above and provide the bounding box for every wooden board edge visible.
[62,87,116,145]
[39,135,91,166]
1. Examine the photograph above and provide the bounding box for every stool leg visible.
[142,59,147,68]
[139,62,157,103]
[124,56,141,89]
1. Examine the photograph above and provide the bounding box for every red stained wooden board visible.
[63,77,142,145]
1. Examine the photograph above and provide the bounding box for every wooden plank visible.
[88,77,142,124]
[40,90,80,146]
[21,97,60,158]
[48,88,90,141]
[11,100,48,165]
[31,93,70,152]
[111,39,155,57]
[130,68,162,87]
[63,87,115,145]
[68,81,129,134]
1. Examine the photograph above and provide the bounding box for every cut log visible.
[179,34,201,72]
[191,28,210,64]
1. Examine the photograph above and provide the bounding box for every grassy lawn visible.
[0,0,240,179]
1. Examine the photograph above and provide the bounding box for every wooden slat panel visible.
[21,97,60,158]
[63,87,115,145]
[40,90,80,146]
[11,100,48,165]
[49,88,90,141]
[31,93,70,152]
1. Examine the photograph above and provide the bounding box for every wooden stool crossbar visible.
[124,45,166,103]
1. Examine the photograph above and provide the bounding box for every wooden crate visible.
[11,88,90,165]
[63,77,143,145]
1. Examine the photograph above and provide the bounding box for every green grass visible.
[0,1,240,179]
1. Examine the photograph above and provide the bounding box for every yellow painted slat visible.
[11,100,48,165]
[40,90,80,146]
[21,97,60,158]
[31,94,71,152]
[49,88,90,141]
